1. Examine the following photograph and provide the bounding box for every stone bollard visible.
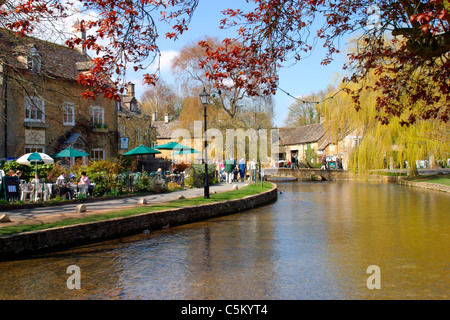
[0,214,11,223]
[75,204,87,213]
[138,198,147,205]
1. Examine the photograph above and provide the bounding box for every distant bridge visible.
[263,168,350,181]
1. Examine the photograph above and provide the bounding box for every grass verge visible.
[406,173,450,186]
[0,182,273,236]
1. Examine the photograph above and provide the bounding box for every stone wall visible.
[0,185,277,260]
[398,180,450,193]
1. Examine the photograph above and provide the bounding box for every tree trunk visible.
[408,159,419,177]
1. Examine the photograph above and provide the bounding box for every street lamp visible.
[257,125,262,187]
[199,88,210,199]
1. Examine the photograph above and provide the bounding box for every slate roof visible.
[278,123,325,146]
[152,120,181,140]
[0,28,91,81]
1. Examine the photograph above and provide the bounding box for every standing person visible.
[321,157,327,170]
[249,158,257,184]
[224,158,235,184]
[291,155,296,169]
[238,158,246,182]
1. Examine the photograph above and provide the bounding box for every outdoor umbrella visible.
[171,147,200,156]
[123,144,161,171]
[16,152,55,167]
[172,147,200,164]
[153,141,193,152]
[54,147,89,158]
[154,142,195,172]
[123,144,161,156]
[16,152,55,198]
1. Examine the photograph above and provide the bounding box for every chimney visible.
[152,112,157,121]
[320,115,325,124]
[164,114,169,123]
[127,82,135,97]
[72,19,87,55]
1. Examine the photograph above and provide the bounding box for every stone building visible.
[117,82,152,155]
[0,27,118,161]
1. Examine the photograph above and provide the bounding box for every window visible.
[25,96,45,122]
[90,106,104,126]
[90,149,105,162]
[27,47,41,73]
[116,100,122,111]
[63,102,75,126]
[135,128,142,144]
[25,146,45,154]
[119,124,126,137]
[130,102,137,112]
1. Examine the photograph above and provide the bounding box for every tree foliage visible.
[322,70,449,176]
[140,78,179,120]
[209,0,449,125]
[2,0,449,125]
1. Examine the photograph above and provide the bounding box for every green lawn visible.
[0,182,273,236]
[408,174,450,186]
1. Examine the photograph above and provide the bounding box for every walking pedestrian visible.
[224,158,235,184]
[238,158,246,182]
[321,157,327,170]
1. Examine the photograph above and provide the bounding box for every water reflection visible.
[0,181,448,299]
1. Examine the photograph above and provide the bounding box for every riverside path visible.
[0,181,249,227]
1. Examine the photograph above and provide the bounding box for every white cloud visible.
[153,50,179,73]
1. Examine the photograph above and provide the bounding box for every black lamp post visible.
[199,88,210,199]
[257,125,262,187]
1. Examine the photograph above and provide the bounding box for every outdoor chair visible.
[20,182,34,202]
[77,184,89,199]
[33,183,45,202]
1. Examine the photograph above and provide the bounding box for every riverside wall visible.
[0,184,278,260]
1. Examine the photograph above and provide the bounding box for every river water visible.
[0,181,448,300]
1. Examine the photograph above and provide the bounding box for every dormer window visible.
[130,101,137,112]
[27,47,41,73]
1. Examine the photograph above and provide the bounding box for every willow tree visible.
[322,69,449,177]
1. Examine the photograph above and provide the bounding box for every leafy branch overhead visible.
[2,0,448,124]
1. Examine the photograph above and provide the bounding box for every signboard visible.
[25,129,45,145]
[1,176,20,201]
[120,137,129,150]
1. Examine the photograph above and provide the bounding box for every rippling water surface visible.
[0,181,448,299]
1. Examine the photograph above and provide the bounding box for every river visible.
[0,181,448,300]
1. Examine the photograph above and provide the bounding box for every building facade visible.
[0,28,118,161]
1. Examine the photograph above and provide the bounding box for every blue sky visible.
[128,1,350,127]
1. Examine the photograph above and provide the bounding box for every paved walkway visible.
[1,181,249,227]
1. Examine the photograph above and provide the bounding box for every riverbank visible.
[0,182,277,260]
[398,173,450,193]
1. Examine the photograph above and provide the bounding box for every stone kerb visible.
[398,180,450,193]
[0,184,278,260]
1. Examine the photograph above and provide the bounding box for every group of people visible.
[1,169,93,200]
[218,158,258,184]
[321,156,343,170]
[55,171,93,199]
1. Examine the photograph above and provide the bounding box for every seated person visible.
[56,172,74,199]
[78,171,93,196]
[31,173,43,184]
